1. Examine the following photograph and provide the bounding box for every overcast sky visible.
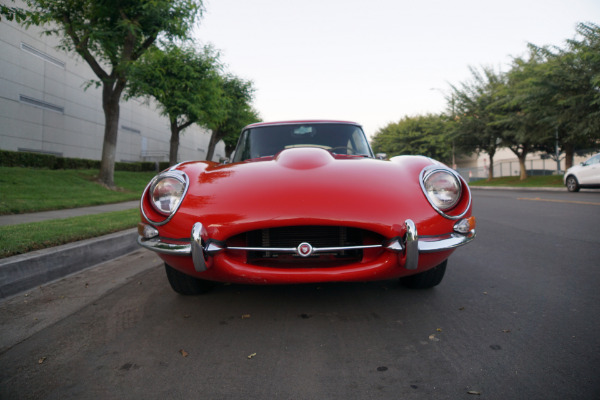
[194,0,600,136]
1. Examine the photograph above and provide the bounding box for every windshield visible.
[232,123,373,162]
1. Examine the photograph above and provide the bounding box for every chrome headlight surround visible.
[141,170,189,226]
[420,166,470,220]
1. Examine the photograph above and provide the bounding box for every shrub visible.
[0,150,169,171]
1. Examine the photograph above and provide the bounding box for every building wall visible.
[0,16,224,163]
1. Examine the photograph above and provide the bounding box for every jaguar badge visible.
[297,242,313,257]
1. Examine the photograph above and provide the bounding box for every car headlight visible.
[422,168,461,211]
[149,171,188,216]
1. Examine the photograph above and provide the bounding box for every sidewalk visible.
[0,201,142,298]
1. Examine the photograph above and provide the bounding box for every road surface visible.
[1,189,599,399]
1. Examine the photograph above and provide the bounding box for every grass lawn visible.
[469,174,564,187]
[0,208,140,258]
[0,167,156,215]
[0,167,156,258]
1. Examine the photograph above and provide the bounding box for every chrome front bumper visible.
[138,218,476,272]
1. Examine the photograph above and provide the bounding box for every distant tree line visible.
[2,0,260,188]
[371,22,600,180]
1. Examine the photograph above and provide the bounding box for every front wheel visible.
[566,176,580,192]
[164,263,214,295]
[400,260,447,289]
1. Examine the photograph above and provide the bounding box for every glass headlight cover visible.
[422,169,461,211]
[149,172,188,216]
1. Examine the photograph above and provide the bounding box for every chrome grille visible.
[246,226,362,260]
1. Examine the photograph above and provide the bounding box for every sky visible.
[193,0,600,137]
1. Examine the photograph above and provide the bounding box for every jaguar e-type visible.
[138,120,476,294]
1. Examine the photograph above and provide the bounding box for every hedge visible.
[0,150,170,172]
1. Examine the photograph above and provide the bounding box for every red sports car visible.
[138,120,476,294]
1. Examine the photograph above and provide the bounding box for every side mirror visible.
[220,157,230,164]
[376,153,387,160]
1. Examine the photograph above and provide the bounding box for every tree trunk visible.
[508,144,529,181]
[169,118,180,166]
[485,146,496,181]
[518,154,528,180]
[205,129,222,162]
[487,154,494,181]
[98,82,122,189]
[564,143,574,170]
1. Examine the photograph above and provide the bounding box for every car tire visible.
[164,263,214,295]
[566,176,580,192]
[400,260,447,289]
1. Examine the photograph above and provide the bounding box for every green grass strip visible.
[0,208,140,259]
[0,168,156,215]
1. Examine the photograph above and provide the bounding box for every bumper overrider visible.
[138,217,476,272]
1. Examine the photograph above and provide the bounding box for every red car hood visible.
[159,148,455,240]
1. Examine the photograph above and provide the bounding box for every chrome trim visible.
[226,244,383,254]
[137,236,191,254]
[419,166,471,220]
[418,230,476,252]
[404,219,419,270]
[140,170,189,226]
[137,220,476,271]
[191,222,208,271]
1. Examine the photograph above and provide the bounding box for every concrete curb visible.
[0,228,138,299]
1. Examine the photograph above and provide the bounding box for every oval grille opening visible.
[227,226,384,267]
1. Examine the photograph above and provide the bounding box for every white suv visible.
[564,152,600,192]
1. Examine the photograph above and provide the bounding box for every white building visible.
[0,15,224,163]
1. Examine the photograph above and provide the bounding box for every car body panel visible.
[138,121,475,285]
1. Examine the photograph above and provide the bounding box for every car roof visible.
[243,120,361,130]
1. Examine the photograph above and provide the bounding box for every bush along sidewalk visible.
[0,149,170,172]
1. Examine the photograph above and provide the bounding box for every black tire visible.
[400,260,447,289]
[164,263,214,295]
[566,175,580,192]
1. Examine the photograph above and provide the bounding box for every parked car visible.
[564,152,600,192]
[137,120,476,294]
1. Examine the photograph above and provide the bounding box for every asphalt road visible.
[1,189,599,400]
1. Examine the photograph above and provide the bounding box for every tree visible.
[1,1,27,22]
[203,76,259,162]
[530,22,600,169]
[18,0,202,187]
[498,52,555,180]
[221,109,259,158]
[450,67,506,180]
[127,45,223,165]
[371,114,453,163]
